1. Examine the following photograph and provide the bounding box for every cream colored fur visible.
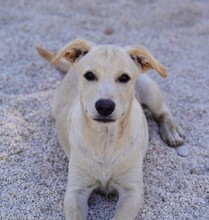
[36,38,185,220]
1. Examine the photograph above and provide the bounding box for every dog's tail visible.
[36,46,70,74]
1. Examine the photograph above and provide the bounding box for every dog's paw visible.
[159,117,185,147]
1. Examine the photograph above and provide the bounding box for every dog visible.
[36,38,185,220]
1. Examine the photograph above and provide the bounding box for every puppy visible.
[36,38,185,220]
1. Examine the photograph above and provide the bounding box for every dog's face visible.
[76,46,140,122]
[51,39,167,123]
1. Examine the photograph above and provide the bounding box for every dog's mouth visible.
[94,118,116,123]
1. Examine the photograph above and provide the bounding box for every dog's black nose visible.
[95,99,115,117]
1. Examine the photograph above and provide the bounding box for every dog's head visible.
[51,38,167,124]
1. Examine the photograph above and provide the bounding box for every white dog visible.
[36,38,185,220]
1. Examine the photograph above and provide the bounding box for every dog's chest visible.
[81,136,138,190]
[70,111,146,190]
[72,131,131,187]
[94,160,115,190]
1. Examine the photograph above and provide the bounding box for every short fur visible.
[36,38,185,220]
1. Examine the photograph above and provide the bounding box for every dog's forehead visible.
[89,45,128,61]
[77,45,137,74]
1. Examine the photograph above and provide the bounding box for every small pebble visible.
[104,27,114,35]
[175,145,189,157]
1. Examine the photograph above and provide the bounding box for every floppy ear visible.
[125,46,167,78]
[51,38,94,65]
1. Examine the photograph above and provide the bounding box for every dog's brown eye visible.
[118,74,130,83]
[84,71,96,81]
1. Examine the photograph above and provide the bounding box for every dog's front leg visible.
[112,178,144,220]
[64,190,88,220]
[64,166,95,220]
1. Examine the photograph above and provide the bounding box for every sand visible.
[0,0,209,219]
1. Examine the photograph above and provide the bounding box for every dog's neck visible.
[69,96,145,165]
[74,98,134,159]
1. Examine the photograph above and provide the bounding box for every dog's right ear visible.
[51,38,94,65]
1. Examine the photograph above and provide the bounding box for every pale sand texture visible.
[0,0,209,219]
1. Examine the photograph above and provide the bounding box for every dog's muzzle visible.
[94,99,115,123]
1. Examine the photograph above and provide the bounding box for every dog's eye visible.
[118,74,131,83]
[84,71,96,81]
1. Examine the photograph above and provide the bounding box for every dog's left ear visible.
[51,38,94,65]
[125,46,167,78]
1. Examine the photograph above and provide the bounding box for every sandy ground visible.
[1,0,209,219]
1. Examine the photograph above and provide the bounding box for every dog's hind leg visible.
[135,75,185,147]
